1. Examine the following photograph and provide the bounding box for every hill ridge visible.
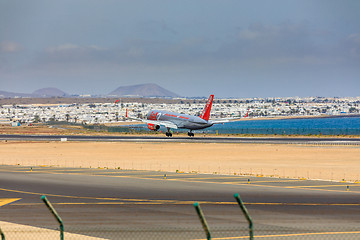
[108,83,180,98]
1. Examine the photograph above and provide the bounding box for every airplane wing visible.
[141,119,178,129]
[127,116,178,129]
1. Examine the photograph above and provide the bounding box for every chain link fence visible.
[1,196,359,240]
[2,223,360,239]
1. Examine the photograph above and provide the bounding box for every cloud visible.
[0,41,22,53]
[238,22,309,40]
[41,40,194,67]
[29,23,359,80]
[46,44,107,53]
[199,22,351,69]
[347,33,360,58]
[40,44,111,65]
[127,46,144,58]
[46,44,80,53]
[37,22,325,69]
[161,20,177,35]
[137,20,178,37]
[238,29,262,40]
[235,23,315,57]
[348,33,360,44]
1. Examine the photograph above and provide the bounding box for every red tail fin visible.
[244,109,250,118]
[200,95,214,121]
[125,109,128,118]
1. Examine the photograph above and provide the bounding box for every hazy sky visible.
[1,0,359,98]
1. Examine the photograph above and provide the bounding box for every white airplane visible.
[128,95,249,137]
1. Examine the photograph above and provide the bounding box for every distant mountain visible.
[108,83,180,98]
[0,90,33,98]
[1,84,179,99]
[0,88,68,98]
[32,88,68,97]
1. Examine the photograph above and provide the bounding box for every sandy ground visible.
[0,124,86,135]
[1,141,359,182]
[0,221,104,240]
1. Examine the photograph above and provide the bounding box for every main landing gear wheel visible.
[166,129,173,137]
[187,132,194,137]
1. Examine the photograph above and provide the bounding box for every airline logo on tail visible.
[200,94,214,121]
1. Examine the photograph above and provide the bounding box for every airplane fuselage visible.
[146,110,213,130]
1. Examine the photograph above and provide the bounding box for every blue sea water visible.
[115,116,360,135]
[203,116,360,135]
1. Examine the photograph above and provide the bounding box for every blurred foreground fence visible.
[1,194,360,240]
[2,223,360,240]
[0,194,253,240]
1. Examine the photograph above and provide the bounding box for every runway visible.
[1,165,359,239]
[1,134,360,145]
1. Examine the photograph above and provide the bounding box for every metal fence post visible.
[194,202,211,240]
[234,193,253,240]
[0,226,5,240]
[41,195,64,240]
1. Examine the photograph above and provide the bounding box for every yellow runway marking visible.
[243,179,307,183]
[1,185,358,206]
[10,201,360,206]
[286,184,360,188]
[13,201,231,206]
[2,168,360,195]
[171,176,249,180]
[0,198,21,207]
[193,231,360,239]
[246,202,360,206]
[240,182,360,194]
[0,168,307,183]
[148,177,360,194]
[0,187,146,202]
[23,172,360,194]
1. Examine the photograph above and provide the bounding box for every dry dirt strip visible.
[1,141,359,182]
[0,221,105,240]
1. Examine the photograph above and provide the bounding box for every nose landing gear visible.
[187,131,194,137]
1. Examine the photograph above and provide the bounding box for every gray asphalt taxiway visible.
[1,134,360,145]
[1,165,360,239]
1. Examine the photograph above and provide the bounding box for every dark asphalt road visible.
[1,134,360,145]
[1,166,360,239]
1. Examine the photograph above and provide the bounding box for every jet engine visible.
[147,123,160,131]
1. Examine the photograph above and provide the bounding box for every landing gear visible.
[166,128,173,137]
[187,131,194,137]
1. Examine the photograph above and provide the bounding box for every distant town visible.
[1,96,359,125]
